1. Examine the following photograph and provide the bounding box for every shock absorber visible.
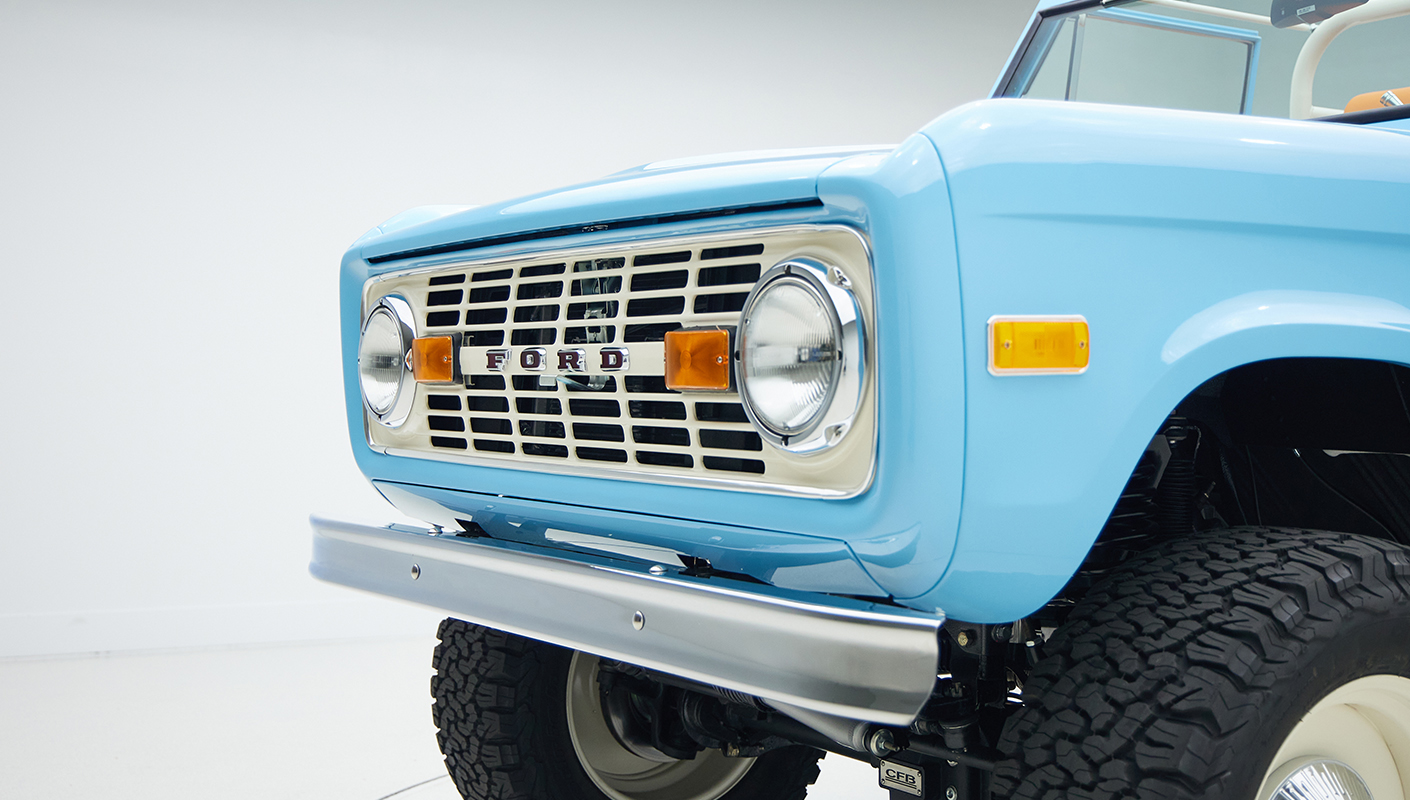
[1157,420,1201,537]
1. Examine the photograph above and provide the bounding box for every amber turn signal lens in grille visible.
[411,336,456,383]
[988,316,1089,375]
[665,329,731,391]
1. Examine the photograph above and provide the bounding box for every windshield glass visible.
[998,0,1410,119]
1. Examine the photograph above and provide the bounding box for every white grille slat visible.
[365,226,875,498]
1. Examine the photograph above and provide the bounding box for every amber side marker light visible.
[411,336,456,383]
[665,328,732,391]
[988,316,1089,375]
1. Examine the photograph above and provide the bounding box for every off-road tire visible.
[993,527,1410,800]
[431,618,824,800]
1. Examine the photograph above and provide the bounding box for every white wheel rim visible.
[1258,675,1410,800]
[564,652,756,800]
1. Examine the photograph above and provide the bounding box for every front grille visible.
[363,226,876,497]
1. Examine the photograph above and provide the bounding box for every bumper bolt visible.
[866,728,898,757]
[410,564,421,580]
[632,611,646,631]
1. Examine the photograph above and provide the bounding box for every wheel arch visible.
[909,290,1410,623]
[1157,290,1410,389]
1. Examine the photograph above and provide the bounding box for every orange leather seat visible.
[1345,86,1410,112]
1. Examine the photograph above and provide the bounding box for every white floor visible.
[0,636,886,799]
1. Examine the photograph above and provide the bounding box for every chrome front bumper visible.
[309,516,943,725]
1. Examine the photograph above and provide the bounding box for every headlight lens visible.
[740,278,839,434]
[359,308,405,415]
[358,295,415,427]
[737,259,863,453]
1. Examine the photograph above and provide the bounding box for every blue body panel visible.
[371,481,887,596]
[1368,116,1410,136]
[342,138,966,606]
[340,97,1410,622]
[357,152,882,263]
[914,99,1410,620]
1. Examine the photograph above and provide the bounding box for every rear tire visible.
[992,527,1410,800]
[431,619,824,800]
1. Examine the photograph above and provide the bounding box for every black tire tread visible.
[992,526,1410,800]
[432,620,548,799]
[431,618,824,800]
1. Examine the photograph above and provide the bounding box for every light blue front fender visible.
[911,99,1410,622]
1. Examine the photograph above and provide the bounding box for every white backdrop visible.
[0,0,1038,658]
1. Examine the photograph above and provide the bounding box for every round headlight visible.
[358,295,415,427]
[737,259,864,454]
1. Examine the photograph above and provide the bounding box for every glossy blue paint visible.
[1369,116,1410,135]
[617,146,894,175]
[814,138,967,599]
[354,205,477,247]
[911,98,1410,621]
[356,152,883,264]
[371,481,887,596]
[341,136,966,607]
[1161,291,1410,364]
[340,92,1410,623]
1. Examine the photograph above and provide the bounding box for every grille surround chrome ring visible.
[359,294,417,428]
[357,225,878,497]
[736,258,865,455]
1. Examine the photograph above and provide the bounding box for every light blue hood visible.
[354,146,892,265]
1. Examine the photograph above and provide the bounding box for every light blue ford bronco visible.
[314,1,1410,798]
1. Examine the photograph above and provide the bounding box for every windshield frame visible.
[991,0,1107,101]
[998,4,1263,113]
[991,0,1410,122]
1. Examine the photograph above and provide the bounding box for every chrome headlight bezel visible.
[359,294,417,428]
[736,258,865,455]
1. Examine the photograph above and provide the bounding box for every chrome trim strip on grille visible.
[310,515,943,725]
[360,225,878,498]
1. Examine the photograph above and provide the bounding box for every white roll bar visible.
[1291,0,1410,119]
